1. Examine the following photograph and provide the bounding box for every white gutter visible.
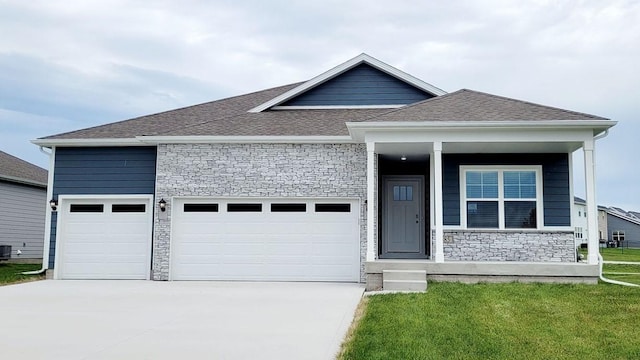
[599,254,640,287]
[31,138,145,147]
[22,146,55,276]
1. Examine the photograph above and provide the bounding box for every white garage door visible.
[56,197,153,280]
[171,199,360,282]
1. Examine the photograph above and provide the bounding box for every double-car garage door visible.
[57,197,360,282]
[171,199,360,282]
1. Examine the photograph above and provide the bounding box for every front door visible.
[382,176,425,258]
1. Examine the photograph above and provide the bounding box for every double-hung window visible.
[462,166,542,229]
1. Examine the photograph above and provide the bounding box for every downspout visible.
[599,254,640,287]
[22,146,54,275]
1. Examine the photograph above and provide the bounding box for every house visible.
[32,54,616,289]
[605,207,640,248]
[573,196,608,248]
[0,150,48,261]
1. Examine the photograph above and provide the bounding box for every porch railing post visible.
[366,142,376,262]
[433,141,445,262]
[584,139,599,265]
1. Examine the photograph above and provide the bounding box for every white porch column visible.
[433,141,445,262]
[366,142,376,262]
[584,139,599,265]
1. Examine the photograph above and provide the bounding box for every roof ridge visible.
[40,82,304,140]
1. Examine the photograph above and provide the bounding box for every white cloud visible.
[0,0,638,208]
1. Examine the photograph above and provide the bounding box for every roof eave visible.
[0,174,47,188]
[346,120,617,141]
[248,53,447,113]
[31,138,148,147]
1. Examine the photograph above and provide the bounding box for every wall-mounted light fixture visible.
[400,155,407,161]
[158,198,167,212]
[49,199,58,211]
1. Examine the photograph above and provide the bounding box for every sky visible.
[0,0,638,210]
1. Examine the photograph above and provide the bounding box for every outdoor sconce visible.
[158,198,167,212]
[49,199,58,211]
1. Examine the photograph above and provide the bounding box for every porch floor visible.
[365,260,599,290]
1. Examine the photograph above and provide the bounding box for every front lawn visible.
[340,282,640,360]
[0,263,44,285]
[579,247,640,262]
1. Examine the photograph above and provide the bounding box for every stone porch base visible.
[365,260,599,291]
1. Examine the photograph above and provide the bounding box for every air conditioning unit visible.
[0,245,11,261]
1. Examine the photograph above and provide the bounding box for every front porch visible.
[350,120,614,290]
[365,260,599,291]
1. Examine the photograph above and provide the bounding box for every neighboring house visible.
[573,196,608,247]
[606,207,640,248]
[0,150,48,261]
[33,54,615,289]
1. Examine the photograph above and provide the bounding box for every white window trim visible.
[459,165,544,230]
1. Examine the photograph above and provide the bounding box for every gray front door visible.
[382,176,425,258]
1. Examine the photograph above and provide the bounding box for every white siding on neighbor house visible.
[0,181,46,259]
[574,202,588,246]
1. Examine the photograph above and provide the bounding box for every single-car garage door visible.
[56,196,153,280]
[171,198,360,282]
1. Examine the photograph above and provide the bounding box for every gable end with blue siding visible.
[281,63,435,106]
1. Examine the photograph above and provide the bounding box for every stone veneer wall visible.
[443,230,575,262]
[153,143,367,281]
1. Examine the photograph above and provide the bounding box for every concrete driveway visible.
[0,280,364,360]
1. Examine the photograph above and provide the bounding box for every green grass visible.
[579,247,640,262]
[0,263,44,285]
[602,263,640,285]
[340,282,640,360]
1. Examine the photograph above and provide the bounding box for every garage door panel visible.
[171,198,360,281]
[58,198,152,280]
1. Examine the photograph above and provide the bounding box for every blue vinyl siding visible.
[607,215,640,248]
[281,64,434,106]
[48,147,157,268]
[442,154,570,227]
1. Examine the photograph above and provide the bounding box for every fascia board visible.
[31,138,146,147]
[248,53,446,113]
[346,120,617,141]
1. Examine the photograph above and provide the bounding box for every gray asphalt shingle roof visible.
[0,150,48,187]
[40,85,608,140]
[363,89,608,122]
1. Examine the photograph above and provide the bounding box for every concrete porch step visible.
[382,270,427,291]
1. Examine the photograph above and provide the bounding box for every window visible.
[112,204,146,213]
[462,167,541,229]
[227,203,262,212]
[271,203,306,212]
[184,203,219,212]
[612,231,625,243]
[575,227,583,239]
[315,203,351,212]
[70,204,104,213]
[393,186,413,201]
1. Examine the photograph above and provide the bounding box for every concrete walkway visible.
[0,280,364,360]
